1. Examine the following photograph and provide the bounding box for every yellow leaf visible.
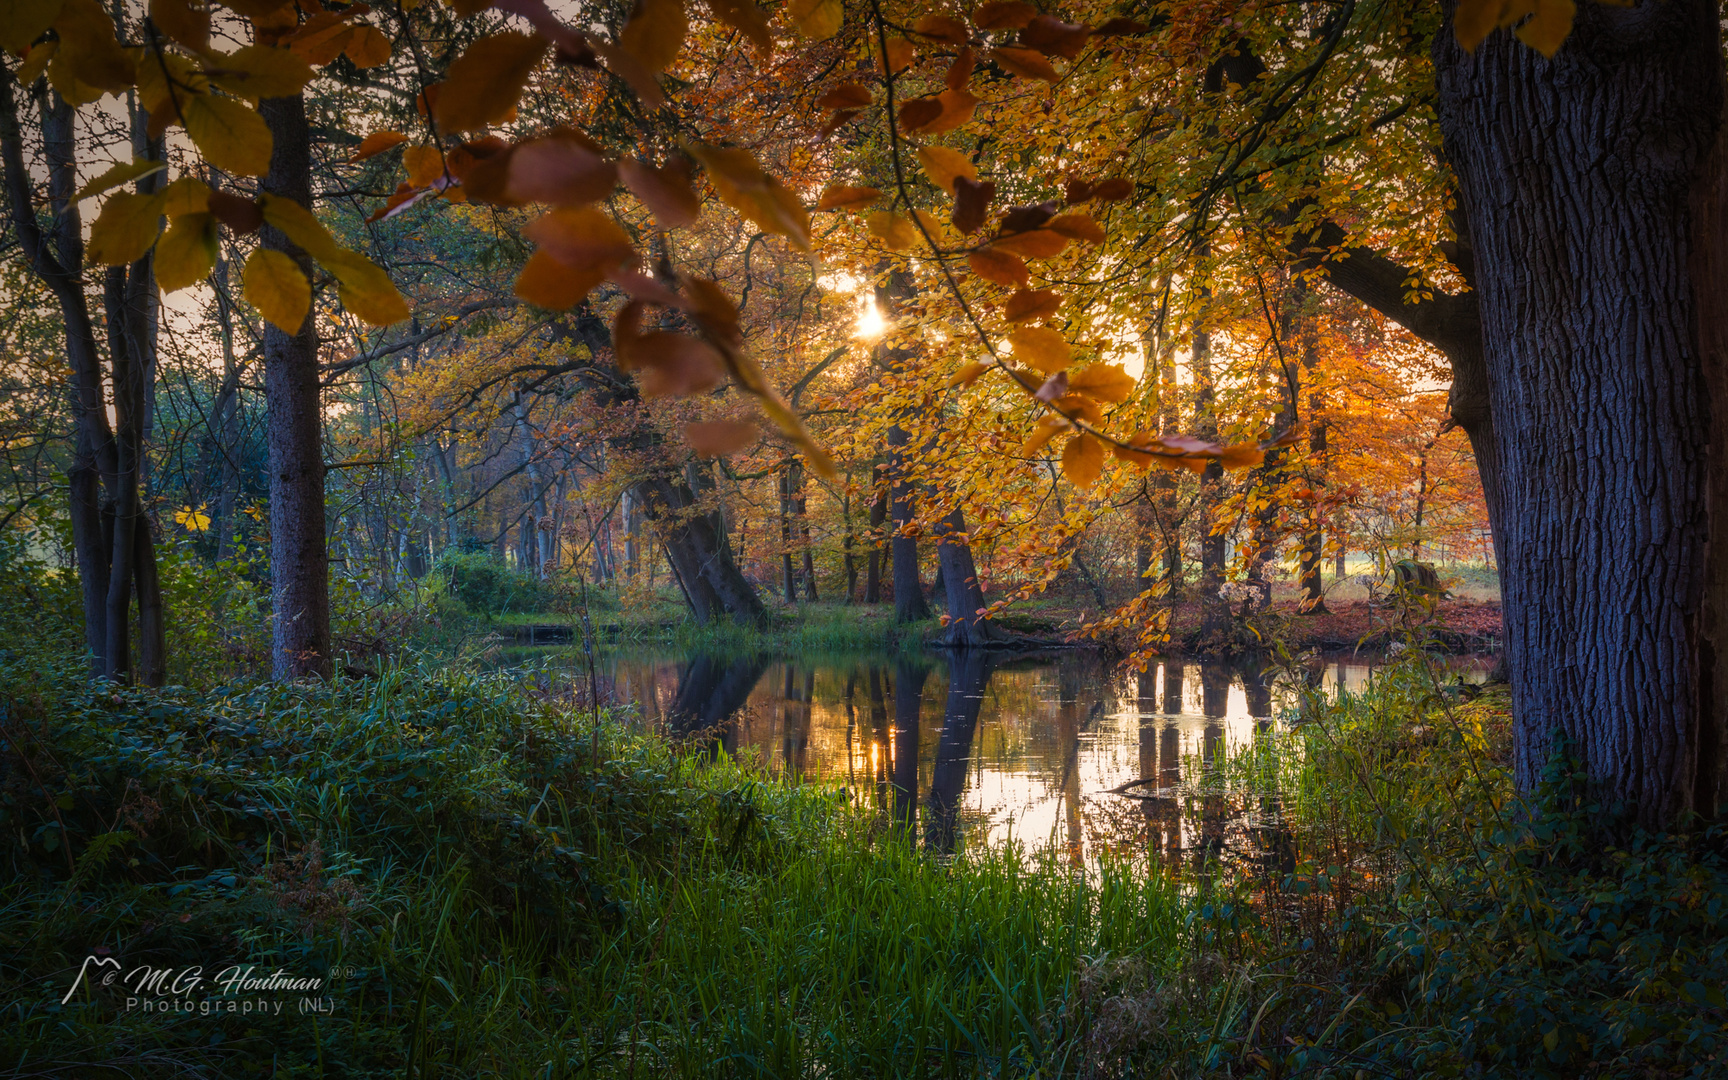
[322,249,409,326]
[15,39,58,87]
[184,94,273,177]
[205,44,314,100]
[344,24,392,68]
[1513,0,1574,57]
[1454,0,1533,52]
[688,143,810,250]
[513,248,605,309]
[159,176,211,218]
[154,211,217,292]
[620,0,686,74]
[70,158,167,204]
[867,211,919,251]
[992,228,1068,259]
[816,184,880,211]
[133,47,206,120]
[1020,416,1065,456]
[1066,363,1134,403]
[917,145,977,193]
[947,360,991,388]
[523,206,637,274]
[1061,433,1104,487]
[433,31,548,134]
[243,248,310,332]
[86,191,163,266]
[1009,325,1070,374]
[786,0,841,40]
[259,193,341,260]
[684,420,760,456]
[174,506,211,531]
[48,0,133,103]
[150,0,208,52]
[1,0,62,54]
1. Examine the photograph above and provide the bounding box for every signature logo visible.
[61,955,121,1004]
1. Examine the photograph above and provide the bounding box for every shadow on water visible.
[534,645,1491,861]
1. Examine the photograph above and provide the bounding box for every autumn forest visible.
[1,0,1725,1076]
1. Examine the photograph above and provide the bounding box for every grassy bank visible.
[3,635,1724,1075]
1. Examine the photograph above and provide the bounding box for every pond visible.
[520,647,1492,862]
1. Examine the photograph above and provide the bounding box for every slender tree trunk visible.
[886,424,931,623]
[841,487,858,603]
[864,480,886,603]
[261,93,331,679]
[1436,2,1724,823]
[934,507,1007,646]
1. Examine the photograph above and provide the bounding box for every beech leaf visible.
[1009,325,1070,374]
[207,44,315,100]
[619,0,687,74]
[1066,363,1134,403]
[243,248,310,333]
[1003,288,1059,322]
[1048,212,1105,243]
[815,81,872,109]
[948,360,991,388]
[619,157,700,227]
[86,190,163,266]
[184,95,273,177]
[505,130,618,206]
[706,0,772,51]
[433,31,548,134]
[685,420,760,456]
[70,158,166,204]
[150,0,208,52]
[967,246,1028,287]
[513,247,605,309]
[991,227,1068,259]
[867,211,919,251]
[972,1,1035,30]
[912,13,968,44]
[1021,15,1090,59]
[917,145,977,192]
[523,205,637,273]
[952,176,995,233]
[154,212,217,292]
[1061,433,1104,488]
[344,24,392,68]
[349,130,408,162]
[816,184,881,211]
[785,0,842,40]
[689,143,810,250]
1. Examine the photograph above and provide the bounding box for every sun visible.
[855,298,887,341]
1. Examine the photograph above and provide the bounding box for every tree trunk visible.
[633,467,766,627]
[934,507,1008,646]
[864,481,886,603]
[926,650,989,854]
[261,93,332,679]
[886,423,931,623]
[1435,3,1724,824]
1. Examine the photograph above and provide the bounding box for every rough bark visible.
[933,508,1009,646]
[261,94,332,679]
[1435,2,1723,824]
[864,481,886,604]
[886,422,931,623]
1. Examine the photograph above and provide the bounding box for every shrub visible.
[434,550,547,615]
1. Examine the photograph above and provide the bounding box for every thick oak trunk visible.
[261,94,332,679]
[1436,3,1725,823]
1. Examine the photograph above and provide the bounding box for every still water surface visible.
[538,649,1487,862]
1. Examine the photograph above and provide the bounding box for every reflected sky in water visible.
[569,650,1487,860]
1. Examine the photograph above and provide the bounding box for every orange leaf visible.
[1020,416,1065,456]
[1021,15,1089,58]
[913,13,969,43]
[685,420,760,456]
[944,45,974,91]
[967,247,1028,287]
[615,303,726,396]
[867,211,919,251]
[816,184,881,211]
[689,143,810,250]
[707,0,772,51]
[989,45,1056,81]
[973,1,1035,30]
[1218,442,1266,470]
[947,360,991,388]
[523,206,636,274]
[619,0,687,74]
[816,81,872,109]
[880,34,915,72]
[904,88,979,135]
[1009,325,1070,373]
[1047,212,1104,243]
[619,157,700,227]
[150,0,209,52]
[344,24,392,68]
[1066,363,1134,403]
[991,228,1068,259]
[513,247,605,309]
[350,129,407,162]
[917,145,976,193]
[1091,177,1134,201]
[402,145,445,187]
[1061,433,1104,487]
[1004,289,1059,322]
[506,129,619,206]
[433,31,548,134]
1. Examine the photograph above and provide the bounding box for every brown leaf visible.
[913,13,969,44]
[916,89,979,135]
[1000,201,1057,232]
[344,24,392,68]
[816,184,881,211]
[506,129,619,206]
[1091,177,1134,201]
[816,81,872,109]
[972,1,1035,30]
[1004,288,1059,322]
[150,0,209,53]
[820,108,862,137]
[683,274,742,345]
[1094,16,1149,35]
[944,45,974,92]
[615,303,725,396]
[1021,15,1089,59]
[917,145,976,193]
[867,211,919,251]
[1061,433,1104,487]
[433,31,548,134]
[513,247,605,309]
[1218,442,1266,470]
[685,419,760,456]
[967,246,1027,287]
[1064,178,1094,203]
[706,0,772,51]
[785,0,842,39]
[1047,212,1104,243]
[349,130,408,162]
[951,176,995,234]
[991,228,1068,259]
[898,96,943,132]
[1009,325,1070,373]
[989,45,1057,81]
[880,35,915,72]
[1034,370,1067,402]
[366,182,433,223]
[608,266,688,307]
[619,0,687,74]
[402,145,445,188]
[208,189,263,234]
[619,157,700,227]
[523,206,637,274]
